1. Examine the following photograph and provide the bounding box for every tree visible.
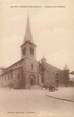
[70,71,74,75]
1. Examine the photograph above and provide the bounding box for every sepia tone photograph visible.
[0,0,74,117]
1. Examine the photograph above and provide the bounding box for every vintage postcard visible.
[0,0,74,117]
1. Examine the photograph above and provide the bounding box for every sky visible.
[0,0,74,71]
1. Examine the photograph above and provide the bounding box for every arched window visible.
[31,64,33,70]
[30,47,34,56]
[22,47,26,56]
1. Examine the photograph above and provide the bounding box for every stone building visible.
[0,16,69,89]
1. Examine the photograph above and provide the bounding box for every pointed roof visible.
[24,15,33,43]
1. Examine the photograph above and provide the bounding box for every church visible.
[0,16,69,89]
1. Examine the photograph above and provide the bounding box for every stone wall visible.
[0,67,24,89]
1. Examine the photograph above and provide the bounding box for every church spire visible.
[21,15,36,59]
[24,15,33,43]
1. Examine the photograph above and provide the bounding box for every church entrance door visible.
[29,75,36,86]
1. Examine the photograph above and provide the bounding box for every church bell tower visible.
[21,16,38,88]
[21,15,36,59]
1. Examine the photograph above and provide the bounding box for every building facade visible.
[0,16,69,89]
